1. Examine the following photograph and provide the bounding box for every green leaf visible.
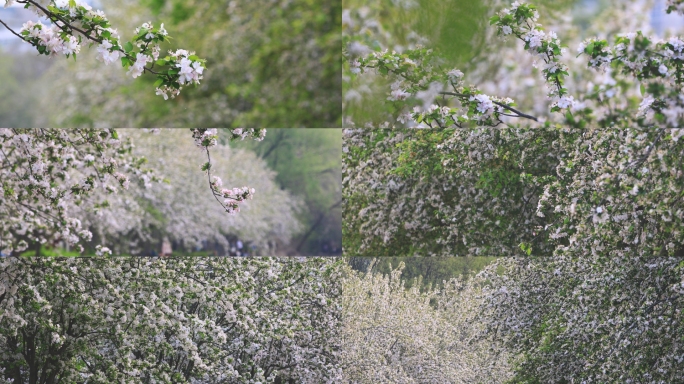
[489,15,500,25]
[188,55,200,61]
[124,41,134,53]
[640,83,645,95]
[586,42,595,55]
[155,59,167,66]
[121,56,131,67]
[69,0,76,7]
[154,79,164,87]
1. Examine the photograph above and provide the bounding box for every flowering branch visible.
[192,128,266,215]
[1,0,206,99]
[355,49,536,127]
[490,1,574,112]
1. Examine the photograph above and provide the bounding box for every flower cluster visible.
[19,20,80,57]
[210,177,255,214]
[7,0,205,99]
[192,128,266,217]
[192,127,219,147]
[154,49,206,99]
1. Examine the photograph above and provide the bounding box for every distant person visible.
[161,237,172,257]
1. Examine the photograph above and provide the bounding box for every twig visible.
[439,91,539,122]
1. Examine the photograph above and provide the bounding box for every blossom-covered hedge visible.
[0,256,342,383]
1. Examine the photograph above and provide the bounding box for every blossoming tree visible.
[0,256,342,383]
[340,261,512,383]
[481,255,684,383]
[0,128,268,256]
[91,128,298,256]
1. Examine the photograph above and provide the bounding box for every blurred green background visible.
[230,128,342,255]
[347,256,498,289]
[0,0,341,127]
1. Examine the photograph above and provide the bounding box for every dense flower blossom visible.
[341,262,512,383]
[0,257,342,383]
[0,129,269,256]
[19,20,81,57]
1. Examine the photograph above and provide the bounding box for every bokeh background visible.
[0,0,341,127]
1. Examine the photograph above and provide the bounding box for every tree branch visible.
[438,91,538,122]
[17,0,165,76]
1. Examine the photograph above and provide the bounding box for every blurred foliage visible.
[0,0,341,127]
[343,0,487,67]
[19,245,82,257]
[144,0,342,127]
[347,256,497,289]
[0,48,51,127]
[229,129,342,256]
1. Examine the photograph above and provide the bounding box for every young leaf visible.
[586,42,595,55]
